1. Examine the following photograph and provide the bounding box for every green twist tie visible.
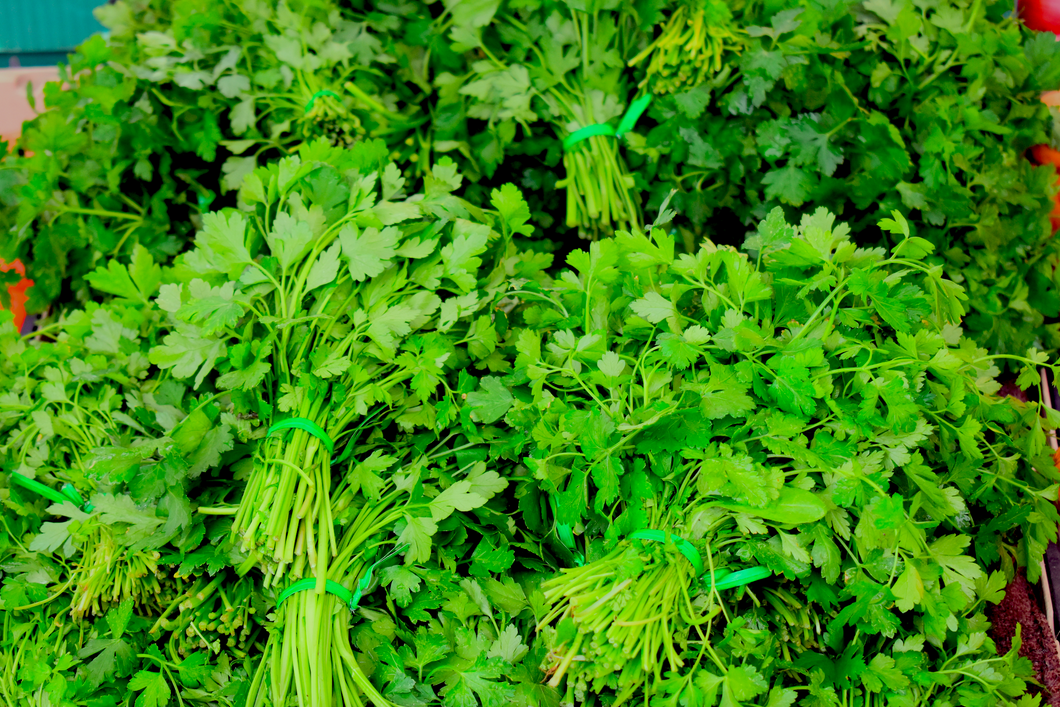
[629,530,703,575]
[276,579,356,611]
[196,191,215,213]
[267,418,335,456]
[629,529,771,590]
[9,473,93,513]
[276,544,408,612]
[562,94,652,151]
[266,418,365,466]
[549,496,584,566]
[305,89,342,114]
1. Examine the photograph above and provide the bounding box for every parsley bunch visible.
[0,274,228,619]
[471,203,1060,704]
[628,0,746,95]
[149,572,263,661]
[635,0,1060,360]
[456,1,646,237]
[0,0,427,314]
[148,140,537,585]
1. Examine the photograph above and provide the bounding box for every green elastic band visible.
[549,496,584,566]
[629,529,771,590]
[9,473,92,512]
[708,566,772,590]
[615,94,653,138]
[562,94,653,151]
[305,89,342,114]
[276,579,356,611]
[267,418,335,456]
[629,529,703,576]
[61,483,93,513]
[563,123,616,150]
[276,543,408,612]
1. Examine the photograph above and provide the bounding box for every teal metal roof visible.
[0,1,106,54]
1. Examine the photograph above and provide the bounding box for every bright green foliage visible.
[0,0,434,313]
[479,205,1059,704]
[2,1,1060,706]
[149,139,548,582]
[637,0,1060,361]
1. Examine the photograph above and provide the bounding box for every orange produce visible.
[0,260,32,333]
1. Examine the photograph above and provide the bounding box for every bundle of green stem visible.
[151,571,261,661]
[549,11,641,237]
[556,128,640,239]
[248,489,408,707]
[243,420,508,707]
[226,265,453,588]
[70,529,163,619]
[153,145,506,588]
[752,585,827,664]
[628,0,744,94]
[232,395,341,588]
[536,449,828,707]
[538,528,727,707]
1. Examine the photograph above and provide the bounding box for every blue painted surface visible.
[0,1,105,54]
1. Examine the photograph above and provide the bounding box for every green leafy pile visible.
[467,204,1060,704]
[451,0,647,237]
[141,139,555,703]
[4,0,1060,705]
[0,0,430,313]
[635,0,1060,359]
[0,256,239,619]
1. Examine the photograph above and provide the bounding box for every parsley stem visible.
[196,505,239,515]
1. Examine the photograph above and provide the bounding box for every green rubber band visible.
[629,529,771,589]
[305,89,342,114]
[629,529,704,576]
[562,95,652,151]
[9,473,70,506]
[9,473,92,512]
[563,123,616,150]
[276,579,356,611]
[275,543,408,612]
[548,496,584,566]
[615,94,652,138]
[708,566,772,590]
[267,418,335,456]
[61,483,93,513]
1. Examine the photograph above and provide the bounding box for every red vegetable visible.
[1030,144,1060,233]
[0,259,31,333]
[1021,0,1060,34]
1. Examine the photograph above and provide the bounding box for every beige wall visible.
[0,66,60,144]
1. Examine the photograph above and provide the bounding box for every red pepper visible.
[0,259,32,333]
[1020,0,1060,34]
[1030,144,1060,233]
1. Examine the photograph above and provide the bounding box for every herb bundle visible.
[471,204,1060,704]
[458,1,645,236]
[0,0,428,313]
[629,0,744,95]
[636,0,1060,359]
[4,0,1060,704]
